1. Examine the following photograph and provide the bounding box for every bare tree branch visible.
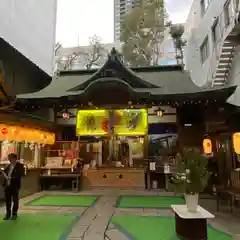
[61,35,105,70]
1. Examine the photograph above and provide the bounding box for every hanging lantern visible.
[203,138,212,154]
[29,143,35,150]
[157,110,163,117]
[102,119,109,133]
[62,112,70,119]
[233,132,240,154]
[1,127,7,135]
[24,142,28,148]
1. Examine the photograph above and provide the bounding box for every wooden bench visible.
[216,170,240,212]
[40,174,81,191]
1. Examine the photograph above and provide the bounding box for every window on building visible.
[158,59,165,65]
[167,59,177,65]
[200,36,209,63]
[224,0,230,27]
[168,43,176,53]
[211,18,219,44]
[201,0,212,15]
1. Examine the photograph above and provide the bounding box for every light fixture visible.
[233,132,240,154]
[62,112,70,119]
[203,138,212,154]
[157,110,163,117]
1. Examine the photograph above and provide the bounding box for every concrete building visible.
[0,0,57,94]
[184,0,240,87]
[157,25,183,66]
[55,32,178,71]
[114,0,142,41]
[55,42,123,71]
[113,0,179,65]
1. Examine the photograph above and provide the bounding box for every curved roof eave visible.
[67,47,158,91]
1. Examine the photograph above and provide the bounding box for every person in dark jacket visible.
[74,159,83,173]
[1,153,24,220]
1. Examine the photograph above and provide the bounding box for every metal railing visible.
[208,1,238,85]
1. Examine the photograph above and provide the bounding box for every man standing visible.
[1,153,24,220]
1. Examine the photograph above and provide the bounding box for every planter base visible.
[175,213,207,240]
[185,194,199,212]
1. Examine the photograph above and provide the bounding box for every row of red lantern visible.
[203,133,240,155]
[0,124,55,145]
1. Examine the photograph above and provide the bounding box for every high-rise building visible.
[113,0,178,67]
[55,42,123,71]
[114,0,142,41]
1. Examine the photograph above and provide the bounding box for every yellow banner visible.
[76,110,109,136]
[114,109,148,136]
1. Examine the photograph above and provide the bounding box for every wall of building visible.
[33,108,55,122]
[184,0,237,86]
[158,27,179,66]
[0,0,57,76]
[114,0,142,41]
[228,46,240,85]
[55,42,123,71]
[0,38,52,94]
[226,46,240,106]
[56,32,178,72]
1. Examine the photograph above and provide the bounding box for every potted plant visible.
[168,148,211,212]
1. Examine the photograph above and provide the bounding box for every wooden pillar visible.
[176,106,205,149]
[53,107,58,124]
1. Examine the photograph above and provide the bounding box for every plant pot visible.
[184,193,199,212]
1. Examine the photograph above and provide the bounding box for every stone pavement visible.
[0,189,239,240]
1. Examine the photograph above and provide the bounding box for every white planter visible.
[184,193,199,212]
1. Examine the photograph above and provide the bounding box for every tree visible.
[63,35,105,70]
[167,22,187,65]
[121,0,167,67]
[84,35,105,70]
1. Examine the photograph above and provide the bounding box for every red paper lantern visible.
[203,138,212,154]
[62,113,70,119]
[1,127,7,135]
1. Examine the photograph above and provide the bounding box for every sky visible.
[56,0,193,47]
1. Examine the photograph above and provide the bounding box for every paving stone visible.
[68,238,82,240]
[80,197,117,239]
[84,233,103,240]
[77,209,98,226]
[135,211,158,216]
[113,210,129,216]
[107,223,116,230]
[20,206,61,210]
[117,208,144,213]
[19,209,60,214]
[68,225,88,238]
[1,190,237,239]
[157,209,174,216]
[232,234,240,240]
[60,207,87,211]
[59,207,86,214]
[106,228,129,240]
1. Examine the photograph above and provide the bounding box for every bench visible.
[40,174,81,191]
[216,170,240,212]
